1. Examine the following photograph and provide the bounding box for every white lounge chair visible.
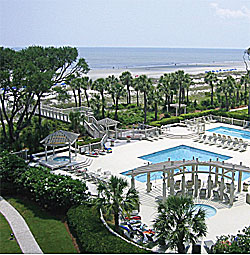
[209,133,218,145]
[198,134,207,143]
[193,134,202,142]
[217,135,226,147]
[204,135,213,144]
[232,138,241,150]
[222,136,233,148]
[240,142,248,152]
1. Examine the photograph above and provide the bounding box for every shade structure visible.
[40,130,79,146]
[97,117,119,128]
[40,130,79,162]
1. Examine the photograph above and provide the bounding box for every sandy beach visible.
[88,61,246,80]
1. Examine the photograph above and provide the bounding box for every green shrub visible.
[0,151,89,212]
[150,116,182,126]
[67,205,150,254]
[212,226,250,253]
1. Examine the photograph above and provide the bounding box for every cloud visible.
[210,3,250,19]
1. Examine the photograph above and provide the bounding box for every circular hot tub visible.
[53,156,70,162]
[194,204,217,218]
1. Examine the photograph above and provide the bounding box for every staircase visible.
[84,116,105,138]
[29,104,105,139]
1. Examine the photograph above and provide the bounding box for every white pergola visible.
[40,130,79,163]
[167,103,187,116]
[126,158,250,206]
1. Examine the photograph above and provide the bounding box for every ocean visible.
[78,47,244,70]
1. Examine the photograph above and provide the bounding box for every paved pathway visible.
[0,196,43,254]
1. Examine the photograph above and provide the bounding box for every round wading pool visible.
[194,204,217,218]
[53,156,70,162]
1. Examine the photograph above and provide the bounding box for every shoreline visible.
[87,61,246,79]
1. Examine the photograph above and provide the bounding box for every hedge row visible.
[149,110,217,126]
[149,109,250,127]
[67,205,150,254]
[0,151,89,212]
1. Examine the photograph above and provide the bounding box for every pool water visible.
[53,156,70,162]
[207,126,250,140]
[194,204,217,218]
[121,145,250,182]
[139,145,230,163]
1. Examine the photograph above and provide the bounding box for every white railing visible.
[79,134,108,154]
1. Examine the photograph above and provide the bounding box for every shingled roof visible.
[40,130,79,146]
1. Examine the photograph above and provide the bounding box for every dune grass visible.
[0,213,22,254]
[7,197,78,254]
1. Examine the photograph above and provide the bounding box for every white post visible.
[75,142,77,157]
[219,168,225,200]
[194,164,199,197]
[69,144,71,163]
[170,169,175,195]
[238,168,242,193]
[147,172,151,193]
[182,170,186,195]
[230,170,235,206]
[163,168,166,202]
[131,174,135,189]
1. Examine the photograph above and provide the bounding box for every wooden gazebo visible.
[40,130,79,163]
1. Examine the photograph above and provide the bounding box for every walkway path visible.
[0,196,43,254]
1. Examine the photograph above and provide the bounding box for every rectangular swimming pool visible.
[121,145,250,183]
[207,126,250,140]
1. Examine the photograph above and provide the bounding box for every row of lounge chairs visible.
[194,133,248,151]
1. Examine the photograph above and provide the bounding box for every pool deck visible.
[53,122,250,244]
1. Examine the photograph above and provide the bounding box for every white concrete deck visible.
[53,122,250,243]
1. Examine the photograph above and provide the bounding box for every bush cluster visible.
[0,151,89,212]
[149,109,250,127]
[67,205,149,254]
[212,226,250,253]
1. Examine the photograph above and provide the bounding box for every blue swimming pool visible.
[194,204,217,218]
[207,126,250,140]
[121,145,235,182]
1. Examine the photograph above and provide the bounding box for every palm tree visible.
[154,195,207,254]
[107,75,119,105]
[120,71,133,104]
[216,77,235,111]
[243,48,250,115]
[68,77,82,107]
[183,74,193,105]
[96,175,139,232]
[138,75,152,123]
[204,72,218,106]
[92,78,108,118]
[240,74,250,106]
[158,74,171,111]
[132,77,141,107]
[81,76,92,107]
[174,70,188,115]
[148,86,163,121]
[109,82,126,120]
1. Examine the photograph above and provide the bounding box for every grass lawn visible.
[0,213,22,254]
[7,197,78,254]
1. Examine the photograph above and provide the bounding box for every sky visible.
[0,0,250,49]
